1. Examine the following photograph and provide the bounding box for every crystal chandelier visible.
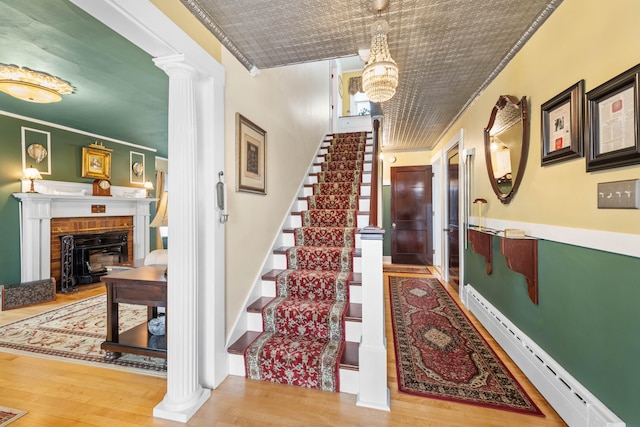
[0,64,74,103]
[362,18,398,103]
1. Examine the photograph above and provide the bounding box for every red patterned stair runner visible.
[245,132,365,391]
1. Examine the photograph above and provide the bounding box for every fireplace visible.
[60,231,130,291]
[13,180,153,286]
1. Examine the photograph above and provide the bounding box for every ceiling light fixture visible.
[0,64,74,103]
[362,0,398,103]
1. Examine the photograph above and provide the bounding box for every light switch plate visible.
[597,179,640,209]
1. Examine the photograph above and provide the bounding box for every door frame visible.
[431,129,470,296]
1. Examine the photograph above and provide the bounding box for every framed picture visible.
[81,144,112,179]
[541,80,584,166]
[585,64,640,172]
[236,113,266,194]
[21,127,51,175]
[129,151,145,184]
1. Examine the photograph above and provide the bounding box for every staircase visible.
[228,132,372,394]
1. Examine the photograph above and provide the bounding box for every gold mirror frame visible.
[483,95,529,204]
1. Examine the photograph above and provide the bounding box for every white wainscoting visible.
[463,284,625,427]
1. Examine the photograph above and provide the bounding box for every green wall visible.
[465,238,640,426]
[0,113,157,284]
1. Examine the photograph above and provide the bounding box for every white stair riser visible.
[272,253,361,272]
[295,198,370,212]
[228,353,359,396]
[247,311,361,341]
[262,280,362,304]
[282,232,362,247]
[288,214,369,228]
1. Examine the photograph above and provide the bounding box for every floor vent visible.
[463,284,625,427]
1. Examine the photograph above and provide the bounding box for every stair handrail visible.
[368,118,381,228]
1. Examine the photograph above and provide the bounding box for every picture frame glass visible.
[237,114,266,194]
[547,101,571,153]
[597,86,635,155]
[82,146,111,179]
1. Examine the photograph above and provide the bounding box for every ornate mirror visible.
[484,95,529,204]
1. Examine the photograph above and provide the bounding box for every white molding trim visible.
[469,216,640,259]
[0,110,156,153]
[464,284,625,427]
[70,0,226,422]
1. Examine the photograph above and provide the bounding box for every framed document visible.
[541,80,584,166]
[586,64,640,172]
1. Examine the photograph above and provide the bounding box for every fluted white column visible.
[357,227,390,411]
[153,54,210,422]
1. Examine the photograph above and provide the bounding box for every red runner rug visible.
[388,276,544,416]
[245,131,365,391]
[0,406,27,426]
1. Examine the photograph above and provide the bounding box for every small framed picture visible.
[81,144,112,180]
[236,113,266,194]
[22,127,52,175]
[585,64,640,172]
[541,80,584,166]
[130,151,145,184]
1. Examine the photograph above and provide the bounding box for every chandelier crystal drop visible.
[362,19,398,103]
[0,64,74,103]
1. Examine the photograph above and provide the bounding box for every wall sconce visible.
[23,166,43,193]
[144,181,154,197]
[27,143,48,164]
[473,198,488,230]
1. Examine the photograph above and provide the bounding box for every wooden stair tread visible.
[298,195,370,200]
[228,332,359,371]
[289,211,369,217]
[304,183,371,188]
[262,269,361,285]
[247,296,361,321]
[274,246,361,257]
[228,331,261,355]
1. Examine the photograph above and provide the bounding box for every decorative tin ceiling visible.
[181,0,563,151]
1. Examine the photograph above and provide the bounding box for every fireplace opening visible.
[60,231,129,292]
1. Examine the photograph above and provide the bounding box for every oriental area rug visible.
[0,406,27,427]
[388,276,543,416]
[0,295,166,376]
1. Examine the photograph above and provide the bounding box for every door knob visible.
[392,223,396,228]
[443,228,451,232]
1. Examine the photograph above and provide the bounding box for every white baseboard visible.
[463,284,625,427]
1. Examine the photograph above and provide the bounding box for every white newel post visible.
[152,54,211,422]
[357,227,390,411]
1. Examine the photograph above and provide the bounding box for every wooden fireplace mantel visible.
[467,227,539,305]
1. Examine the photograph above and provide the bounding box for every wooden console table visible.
[100,265,167,360]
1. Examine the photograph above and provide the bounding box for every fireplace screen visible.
[60,231,129,292]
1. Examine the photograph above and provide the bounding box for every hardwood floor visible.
[0,273,567,426]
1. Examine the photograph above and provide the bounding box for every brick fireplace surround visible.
[13,180,154,284]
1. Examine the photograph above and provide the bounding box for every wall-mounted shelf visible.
[468,227,539,305]
[499,237,538,305]
[467,228,493,274]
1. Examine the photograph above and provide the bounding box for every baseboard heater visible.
[463,284,625,427]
